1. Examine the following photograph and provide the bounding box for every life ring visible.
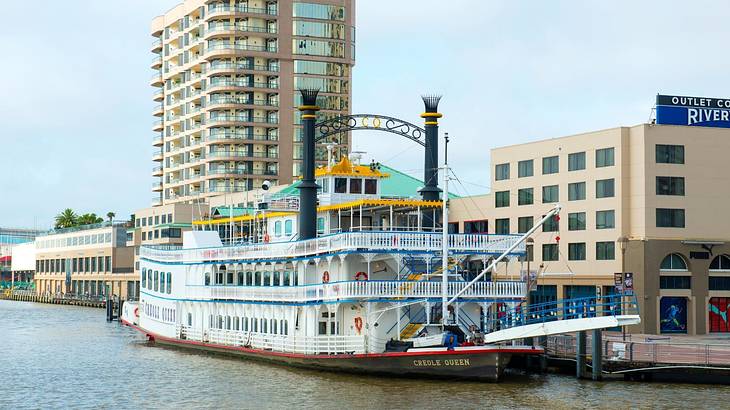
[354,317,363,334]
[322,271,330,283]
[355,271,368,281]
[264,233,270,243]
[134,307,139,318]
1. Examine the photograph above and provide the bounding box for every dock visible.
[2,289,108,309]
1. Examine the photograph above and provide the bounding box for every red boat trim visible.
[122,320,544,359]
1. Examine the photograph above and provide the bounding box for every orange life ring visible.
[322,271,330,283]
[355,271,368,281]
[264,233,270,243]
[354,317,363,334]
[134,307,139,318]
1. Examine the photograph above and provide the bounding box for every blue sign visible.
[656,94,730,128]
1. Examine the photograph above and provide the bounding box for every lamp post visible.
[617,236,629,341]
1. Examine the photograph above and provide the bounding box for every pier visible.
[1,289,119,310]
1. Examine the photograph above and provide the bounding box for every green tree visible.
[106,211,116,223]
[54,209,77,229]
[77,213,103,226]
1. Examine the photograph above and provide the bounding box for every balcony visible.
[207,5,278,17]
[152,120,163,132]
[208,79,278,90]
[150,56,162,69]
[208,61,279,74]
[152,166,163,177]
[152,135,163,146]
[150,73,163,87]
[151,39,162,53]
[208,151,278,159]
[205,43,278,56]
[152,89,164,102]
[152,150,163,161]
[141,231,526,266]
[207,115,278,125]
[151,196,163,207]
[208,96,278,108]
[152,104,163,117]
[204,24,278,39]
[152,182,163,192]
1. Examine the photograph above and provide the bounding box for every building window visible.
[656,144,685,164]
[596,147,615,167]
[568,152,586,171]
[542,156,559,174]
[542,185,559,203]
[518,188,533,205]
[596,242,615,260]
[656,176,685,196]
[495,218,510,234]
[542,215,559,232]
[542,244,558,261]
[495,191,510,208]
[495,163,510,181]
[525,244,534,262]
[568,243,586,261]
[568,182,586,201]
[517,216,534,233]
[568,212,586,231]
[518,160,533,178]
[596,179,615,198]
[660,253,688,271]
[660,276,691,289]
[709,277,730,291]
[710,255,730,271]
[464,220,488,234]
[596,210,615,229]
[656,208,685,228]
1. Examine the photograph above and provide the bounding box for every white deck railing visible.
[178,325,366,354]
[183,280,526,302]
[141,231,524,263]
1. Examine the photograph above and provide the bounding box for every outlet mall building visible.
[449,94,730,336]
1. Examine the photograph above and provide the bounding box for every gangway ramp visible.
[484,315,641,344]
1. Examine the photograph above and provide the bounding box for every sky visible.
[2,0,729,229]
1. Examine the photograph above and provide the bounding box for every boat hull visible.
[123,320,542,382]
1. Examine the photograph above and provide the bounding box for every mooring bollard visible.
[592,329,602,381]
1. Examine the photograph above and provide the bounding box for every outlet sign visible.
[656,94,730,128]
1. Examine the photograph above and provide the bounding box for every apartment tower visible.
[151,0,355,206]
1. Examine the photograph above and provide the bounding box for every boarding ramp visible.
[483,294,641,344]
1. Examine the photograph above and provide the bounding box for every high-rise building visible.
[151,0,355,206]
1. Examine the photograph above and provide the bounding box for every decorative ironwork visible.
[315,114,426,147]
[421,94,442,112]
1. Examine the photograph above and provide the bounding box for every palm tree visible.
[106,212,116,223]
[55,209,77,229]
[77,213,103,226]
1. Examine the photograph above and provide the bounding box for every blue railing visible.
[487,293,639,331]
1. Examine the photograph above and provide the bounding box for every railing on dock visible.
[183,279,526,302]
[141,231,525,263]
[177,325,366,355]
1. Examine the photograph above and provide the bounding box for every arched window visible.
[285,220,293,236]
[660,253,688,271]
[710,255,730,271]
[204,272,211,286]
[237,271,244,285]
[167,272,172,294]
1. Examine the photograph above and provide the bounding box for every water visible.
[2,300,728,410]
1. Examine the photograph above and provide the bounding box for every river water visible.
[2,300,728,410]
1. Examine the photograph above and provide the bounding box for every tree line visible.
[54,209,116,229]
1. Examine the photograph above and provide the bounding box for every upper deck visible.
[140,231,525,264]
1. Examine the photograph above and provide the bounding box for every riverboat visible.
[122,155,551,381]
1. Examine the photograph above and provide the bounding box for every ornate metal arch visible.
[315,114,426,147]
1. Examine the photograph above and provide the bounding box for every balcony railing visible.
[207,5,278,16]
[141,232,525,264]
[207,132,277,142]
[208,151,278,159]
[205,25,277,35]
[180,279,525,303]
[209,62,279,73]
[207,116,278,124]
[206,43,278,54]
[208,79,278,89]
[209,96,278,107]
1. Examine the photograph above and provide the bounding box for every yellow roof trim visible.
[314,156,389,178]
[193,211,297,226]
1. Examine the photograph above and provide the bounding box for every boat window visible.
[243,317,249,331]
[274,221,282,237]
[317,217,325,235]
[273,271,280,286]
[264,271,271,286]
[283,271,290,286]
[271,319,278,335]
[216,271,224,285]
[261,318,268,333]
[205,272,211,286]
[281,319,288,335]
[350,178,362,194]
[237,271,244,285]
[255,271,262,286]
[188,313,192,326]
[334,177,347,193]
[285,220,293,235]
[154,271,159,292]
[227,271,234,285]
[167,272,172,294]
[233,317,240,330]
[159,274,165,294]
[252,318,258,332]
[148,269,153,290]
[364,179,377,194]
[141,268,147,288]
[226,316,231,330]
[217,315,223,329]
[246,271,253,286]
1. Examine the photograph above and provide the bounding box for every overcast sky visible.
[2,0,729,229]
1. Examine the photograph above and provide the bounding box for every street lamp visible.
[617,236,629,341]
